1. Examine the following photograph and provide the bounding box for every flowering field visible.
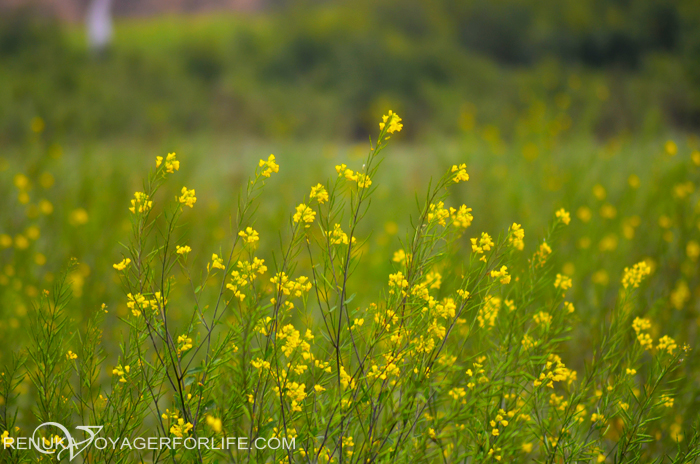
[1,109,700,463]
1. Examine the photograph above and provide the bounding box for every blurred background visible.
[1,0,700,142]
[2,0,700,383]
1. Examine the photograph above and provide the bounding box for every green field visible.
[2,7,700,464]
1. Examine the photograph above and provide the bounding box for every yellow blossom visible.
[555,208,571,225]
[508,223,524,250]
[129,192,152,214]
[206,416,222,433]
[309,183,328,203]
[170,419,193,437]
[238,227,259,244]
[554,273,572,291]
[178,187,196,208]
[471,232,494,254]
[451,163,469,183]
[379,110,403,134]
[156,152,179,173]
[113,258,131,271]
[293,203,316,225]
[490,265,511,284]
[622,261,652,289]
[210,254,225,270]
[259,154,279,177]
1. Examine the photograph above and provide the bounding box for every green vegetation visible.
[2,1,700,462]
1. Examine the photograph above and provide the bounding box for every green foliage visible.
[1,0,699,143]
[1,113,700,462]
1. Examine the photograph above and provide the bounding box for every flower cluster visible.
[156,152,179,173]
[622,261,652,289]
[178,187,197,208]
[129,192,152,214]
[379,110,403,134]
[259,154,279,178]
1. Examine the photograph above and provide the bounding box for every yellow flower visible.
[555,208,571,225]
[450,205,473,228]
[451,163,469,183]
[129,192,152,214]
[177,335,193,354]
[665,140,677,156]
[471,232,494,254]
[259,154,279,177]
[176,245,191,255]
[657,335,677,354]
[621,261,652,289]
[508,223,525,250]
[379,110,403,134]
[660,394,674,408]
[490,266,511,284]
[170,419,193,437]
[211,254,225,270]
[293,203,316,225]
[356,173,372,188]
[533,311,552,326]
[156,152,179,173]
[238,227,260,244]
[112,364,130,383]
[113,258,131,271]
[66,351,78,360]
[310,184,329,203]
[206,416,222,433]
[554,273,572,291]
[178,187,197,208]
[0,234,12,248]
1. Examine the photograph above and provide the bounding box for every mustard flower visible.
[508,223,525,250]
[176,245,191,255]
[170,419,193,437]
[66,351,78,360]
[451,163,469,183]
[657,335,677,354]
[309,183,328,203]
[490,265,511,284]
[238,227,259,244]
[293,203,316,225]
[554,273,572,291]
[622,261,652,289]
[471,232,494,254]
[156,152,179,173]
[259,154,279,177]
[178,187,197,208]
[379,110,403,134]
[206,416,222,433]
[535,241,552,267]
[210,254,225,270]
[533,311,552,326]
[450,205,473,228]
[660,394,674,408]
[112,364,130,383]
[129,192,152,214]
[665,140,677,156]
[177,335,193,354]
[113,258,131,271]
[555,208,571,225]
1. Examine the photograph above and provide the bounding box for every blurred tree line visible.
[1,0,699,143]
